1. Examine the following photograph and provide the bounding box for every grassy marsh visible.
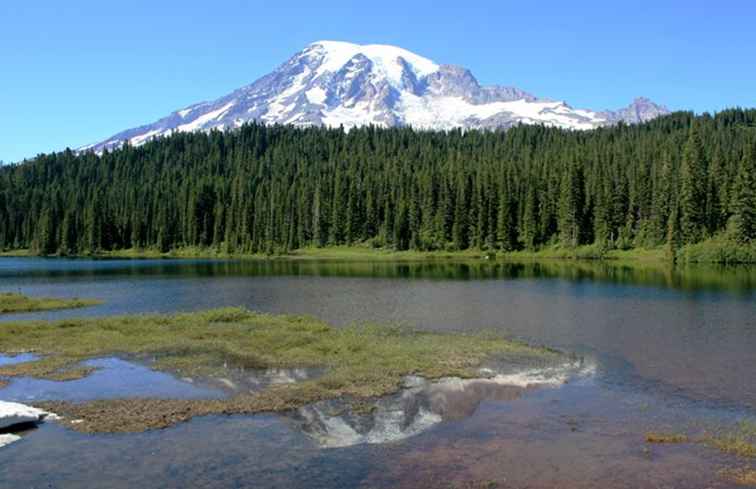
[0,307,558,432]
[0,292,101,314]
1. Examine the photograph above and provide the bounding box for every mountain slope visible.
[83,41,669,152]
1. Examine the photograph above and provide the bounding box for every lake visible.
[1,257,755,488]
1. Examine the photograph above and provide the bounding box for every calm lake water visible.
[1,257,755,488]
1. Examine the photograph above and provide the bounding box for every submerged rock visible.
[0,400,52,431]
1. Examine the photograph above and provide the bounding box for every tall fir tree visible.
[729,143,756,242]
[679,126,708,243]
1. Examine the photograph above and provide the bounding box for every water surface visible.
[2,257,754,408]
[1,257,755,488]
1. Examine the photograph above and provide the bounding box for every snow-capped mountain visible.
[83,41,669,152]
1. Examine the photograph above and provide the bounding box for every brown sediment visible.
[645,432,689,444]
[0,378,7,389]
[361,430,721,489]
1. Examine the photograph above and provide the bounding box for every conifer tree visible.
[679,126,707,243]
[452,181,468,250]
[520,187,538,250]
[729,143,756,242]
[666,204,680,263]
[312,184,324,247]
[496,191,514,251]
[558,164,584,247]
[0,111,754,258]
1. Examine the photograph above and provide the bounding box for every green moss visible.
[0,293,102,314]
[0,307,558,433]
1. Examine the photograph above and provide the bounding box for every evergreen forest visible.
[1,110,755,258]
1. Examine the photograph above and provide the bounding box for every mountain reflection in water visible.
[290,361,593,447]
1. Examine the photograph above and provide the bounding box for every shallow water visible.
[1,378,751,488]
[0,355,326,403]
[1,257,755,488]
[0,358,226,402]
[0,353,38,366]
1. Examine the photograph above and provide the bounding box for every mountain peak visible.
[601,97,670,124]
[82,42,670,153]
[305,40,440,87]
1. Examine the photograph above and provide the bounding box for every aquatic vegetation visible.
[705,421,756,459]
[644,421,756,461]
[0,307,560,433]
[719,466,756,486]
[0,292,101,314]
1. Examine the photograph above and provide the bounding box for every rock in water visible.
[0,433,21,448]
[0,400,51,430]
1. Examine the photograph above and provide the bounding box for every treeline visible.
[0,110,755,255]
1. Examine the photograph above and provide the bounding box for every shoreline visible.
[0,245,739,263]
[3,239,754,264]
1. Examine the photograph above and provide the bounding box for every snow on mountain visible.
[84,41,670,152]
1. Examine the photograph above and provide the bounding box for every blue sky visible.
[1,1,754,162]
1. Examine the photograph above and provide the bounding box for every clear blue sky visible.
[2,1,754,162]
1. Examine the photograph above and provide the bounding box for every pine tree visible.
[312,184,324,247]
[651,156,674,245]
[329,171,345,245]
[520,187,538,250]
[60,211,77,255]
[666,204,680,263]
[393,200,410,250]
[593,181,610,248]
[452,181,468,250]
[558,164,584,247]
[679,126,707,243]
[729,143,756,242]
[496,191,514,251]
[35,207,56,255]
